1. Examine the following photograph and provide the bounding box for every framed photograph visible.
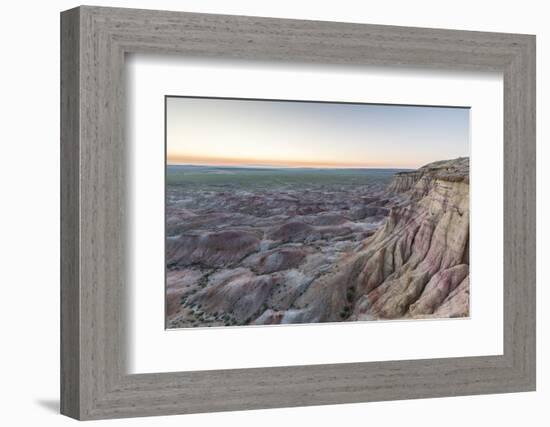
[164,96,471,330]
[61,6,536,420]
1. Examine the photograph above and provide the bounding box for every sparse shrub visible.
[346,286,355,303]
[340,305,351,319]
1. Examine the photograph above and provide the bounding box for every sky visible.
[166,96,469,169]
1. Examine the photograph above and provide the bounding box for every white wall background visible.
[0,0,546,425]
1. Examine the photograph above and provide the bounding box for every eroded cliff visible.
[297,157,470,322]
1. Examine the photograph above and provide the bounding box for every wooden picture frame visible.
[60,5,536,420]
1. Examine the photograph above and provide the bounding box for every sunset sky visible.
[166,96,469,169]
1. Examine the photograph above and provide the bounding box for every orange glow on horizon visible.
[166,154,418,169]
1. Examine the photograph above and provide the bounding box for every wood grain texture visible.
[60,5,536,420]
[60,7,80,419]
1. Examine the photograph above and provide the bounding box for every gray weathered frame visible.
[60,5,536,420]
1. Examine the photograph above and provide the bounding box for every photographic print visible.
[165,97,470,329]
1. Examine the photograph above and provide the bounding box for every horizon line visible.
[166,162,417,170]
[166,154,427,169]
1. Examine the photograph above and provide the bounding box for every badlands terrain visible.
[166,157,470,328]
